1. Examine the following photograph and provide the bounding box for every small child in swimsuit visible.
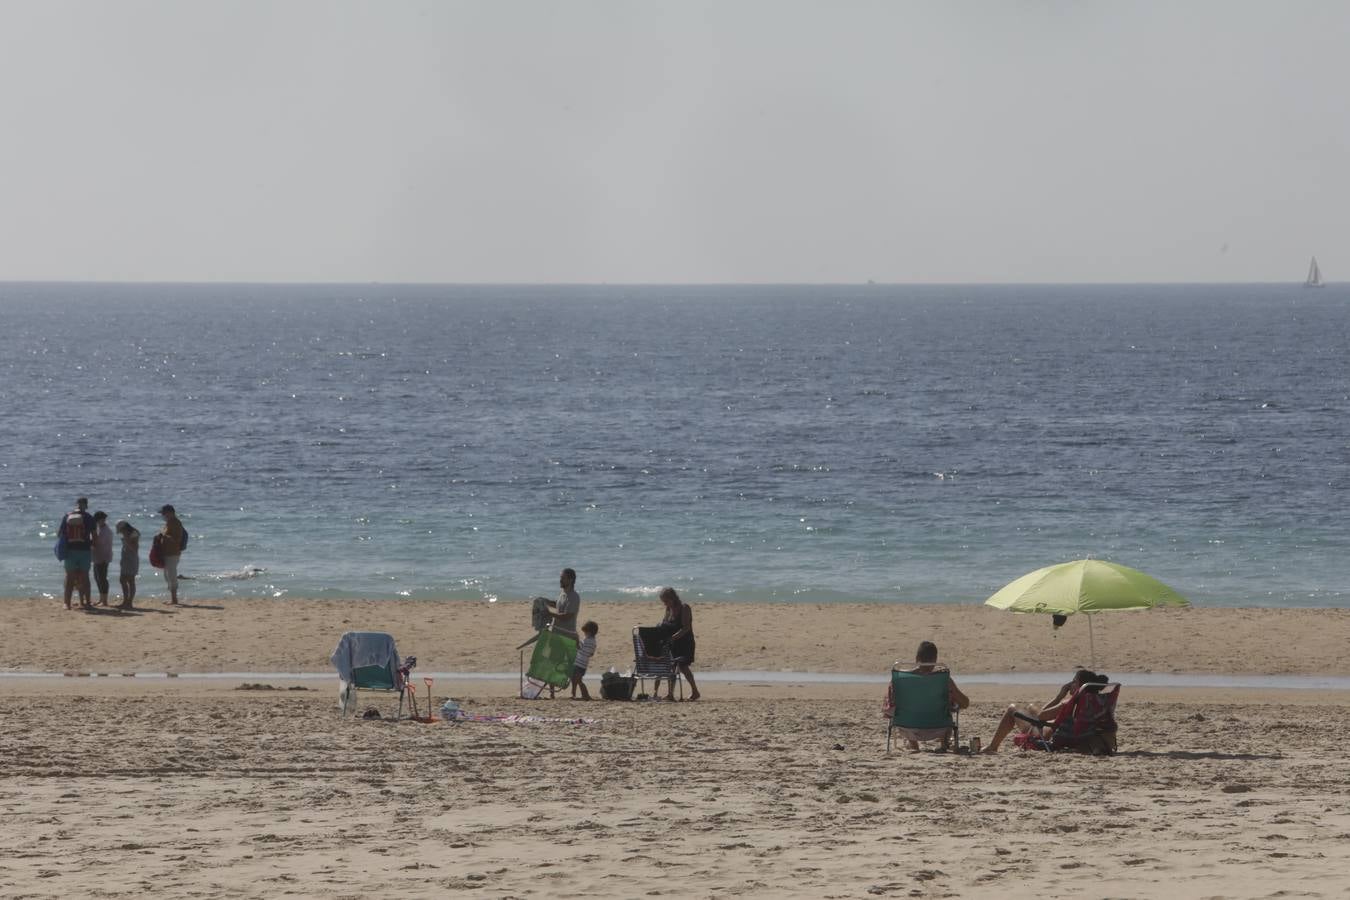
[115,521,140,610]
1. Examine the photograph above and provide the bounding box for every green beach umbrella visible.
[984,559,1190,665]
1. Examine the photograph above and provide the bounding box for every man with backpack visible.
[156,504,188,605]
[57,497,97,610]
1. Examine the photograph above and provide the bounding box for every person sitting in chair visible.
[982,668,1108,753]
[884,640,969,751]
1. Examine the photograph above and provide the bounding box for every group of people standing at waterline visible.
[541,568,700,701]
[55,498,188,610]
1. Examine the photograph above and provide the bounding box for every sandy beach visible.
[4,598,1350,898]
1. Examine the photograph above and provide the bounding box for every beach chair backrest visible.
[336,631,404,691]
[1049,683,1120,752]
[890,670,955,731]
[632,626,679,679]
[351,661,399,691]
[1067,683,1119,735]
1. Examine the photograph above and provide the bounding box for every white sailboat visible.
[1304,256,1324,288]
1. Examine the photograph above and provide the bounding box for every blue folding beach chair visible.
[633,626,683,699]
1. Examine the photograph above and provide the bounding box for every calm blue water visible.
[2,282,1348,606]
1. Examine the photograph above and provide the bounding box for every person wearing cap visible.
[91,511,115,607]
[157,504,187,605]
[57,496,97,610]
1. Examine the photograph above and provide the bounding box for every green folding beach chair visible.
[519,627,578,699]
[886,669,959,753]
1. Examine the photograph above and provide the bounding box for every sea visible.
[2,282,1348,608]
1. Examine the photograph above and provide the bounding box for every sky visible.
[0,0,1346,284]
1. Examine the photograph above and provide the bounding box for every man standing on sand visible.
[157,504,187,605]
[57,497,96,610]
[547,567,580,635]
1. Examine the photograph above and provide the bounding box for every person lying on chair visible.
[884,640,969,751]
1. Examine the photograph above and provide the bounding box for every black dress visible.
[664,603,696,665]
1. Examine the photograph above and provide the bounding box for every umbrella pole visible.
[1088,614,1096,668]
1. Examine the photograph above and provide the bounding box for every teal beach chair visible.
[332,631,407,717]
[347,657,406,717]
[886,669,959,753]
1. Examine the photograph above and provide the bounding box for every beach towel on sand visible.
[530,596,552,631]
[447,711,596,726]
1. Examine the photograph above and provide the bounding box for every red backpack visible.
[64,511,88,544]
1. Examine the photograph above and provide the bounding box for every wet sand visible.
[3,597,1349,676]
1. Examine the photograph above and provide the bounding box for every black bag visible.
[600,671,636,701]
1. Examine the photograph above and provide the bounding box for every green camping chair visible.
[886,669,959,753]
[518,626,578,699]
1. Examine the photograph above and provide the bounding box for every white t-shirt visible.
[92,524,115,564]
[555,588,580,632]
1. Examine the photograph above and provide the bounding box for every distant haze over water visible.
[3,282,1348,607]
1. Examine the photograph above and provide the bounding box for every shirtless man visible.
[884,640,969,751]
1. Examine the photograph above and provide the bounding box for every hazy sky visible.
[1,1,1346,283]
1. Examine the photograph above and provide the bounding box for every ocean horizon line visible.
[0,278,1336,289]
[8,592,1348,609]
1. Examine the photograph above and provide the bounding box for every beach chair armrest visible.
[1012,711,1050,729]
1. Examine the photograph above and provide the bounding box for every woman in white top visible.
[91,512,115,607]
